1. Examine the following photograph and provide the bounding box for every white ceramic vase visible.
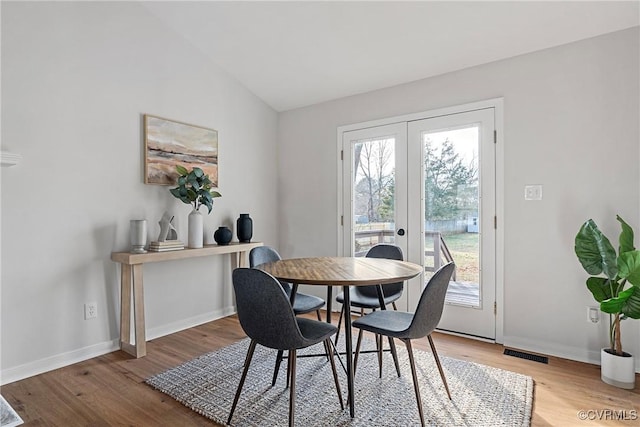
[600,348,635,389]
[188,208,204,249]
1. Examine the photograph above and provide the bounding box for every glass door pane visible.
[423,126,480,307]
[352,137,396,256]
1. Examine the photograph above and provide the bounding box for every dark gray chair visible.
[250,246,325,320]
[228,268,343,427]
[352,262,455,427]
[335,244,404,337]
[334,244,405,375]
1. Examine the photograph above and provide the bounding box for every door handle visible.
[397,228,405,236]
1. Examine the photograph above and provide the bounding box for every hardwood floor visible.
[2,313,638,426]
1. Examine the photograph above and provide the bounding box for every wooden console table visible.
[111,242,263,358]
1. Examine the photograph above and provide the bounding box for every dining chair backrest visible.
[357,244,404,298]
[249,246,293,294]
[406,262,455,340]
[232,268,305,350]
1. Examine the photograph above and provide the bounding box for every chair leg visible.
[353,329,364,375]
[315,310,322,321]
[427,334,452,400]
[377,334,383,378]
[272,350,284,386]
[228,339,257,425]
[288,349,297,427]
[392,301,398,311]
[334,305,344,345]
[325,338,345,410]
[388,336,401,377]
[404,339,425,427]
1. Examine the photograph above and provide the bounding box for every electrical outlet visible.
[84,302,97,320]
[524,184,543,200]
[587,306,600,323]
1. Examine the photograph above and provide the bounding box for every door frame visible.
[336,98,504,344]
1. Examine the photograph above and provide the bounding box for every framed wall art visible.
[144,114,219,186]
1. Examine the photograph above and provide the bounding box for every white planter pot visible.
[601,348,635,389]
[188,208,204,249]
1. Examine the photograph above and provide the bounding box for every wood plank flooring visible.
[2,313,638,426]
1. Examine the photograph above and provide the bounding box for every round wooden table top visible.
[256,256,423,286]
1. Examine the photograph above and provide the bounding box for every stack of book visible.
[148,240,184,252]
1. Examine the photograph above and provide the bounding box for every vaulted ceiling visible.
[144,1,639,112]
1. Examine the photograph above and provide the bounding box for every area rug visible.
[0,395,23,427]
[146,338,533,426]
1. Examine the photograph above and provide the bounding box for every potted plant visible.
[169,165,221,248]
[574,215,640,389]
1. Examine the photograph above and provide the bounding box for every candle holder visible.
[130,219,148,253]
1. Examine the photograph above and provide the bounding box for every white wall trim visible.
[503,335,640,373]
[146,306,236,341]
[1,339,120,385]
[336,97,505,344]
[1,151,22,167]
[0,307,237,385]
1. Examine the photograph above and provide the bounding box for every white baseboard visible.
[502,335,640,373]
[146,306,236,341]
[0,339,120,385]
[0,307,237,385]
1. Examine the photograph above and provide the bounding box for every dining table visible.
[256,256,423,418]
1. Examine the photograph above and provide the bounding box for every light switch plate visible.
[524,185,543,200]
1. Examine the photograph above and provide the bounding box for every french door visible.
[341,107,497,340]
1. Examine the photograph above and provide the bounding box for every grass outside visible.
[425,232,480,283]
[354,223,479,283]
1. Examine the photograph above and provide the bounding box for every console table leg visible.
[120,264,132,351]
[132,264,146,358]
[120,264,146,358]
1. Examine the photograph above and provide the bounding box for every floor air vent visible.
[503,349,548,364]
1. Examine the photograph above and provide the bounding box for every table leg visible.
[343,286,355,418]
[119,264,132,351]
[325,286,333,323]
[238,250,248,268]
[132,265,146,357]
[120,264,146,358]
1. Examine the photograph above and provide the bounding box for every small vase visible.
[188,208,204,249]
[237,213,253,243]
[130,219,147,253]
[214,226,232,245]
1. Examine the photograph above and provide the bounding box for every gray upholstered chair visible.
[352,262,455,427]
[228,268,343,427]
[250,246,325,320]
[335,244,404,337]
[334,244,405,376]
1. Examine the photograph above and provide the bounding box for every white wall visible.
[1,2,278,383]
[277,28,640,371]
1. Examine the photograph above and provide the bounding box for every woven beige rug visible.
[146,338,533,426]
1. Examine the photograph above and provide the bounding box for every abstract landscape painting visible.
[144,115,218,186]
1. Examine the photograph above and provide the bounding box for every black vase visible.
[237,214,253,243]
[213,226,232,245]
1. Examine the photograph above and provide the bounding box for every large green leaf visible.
[621,285,640,319]
[618,251,640,286]
[586,277,613,302]
[600,287,634,314]
[176,165,188,176]
[575,219,617,279]
[169,188,181,199]
[617,215,635,254]
[193,167,204,178]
